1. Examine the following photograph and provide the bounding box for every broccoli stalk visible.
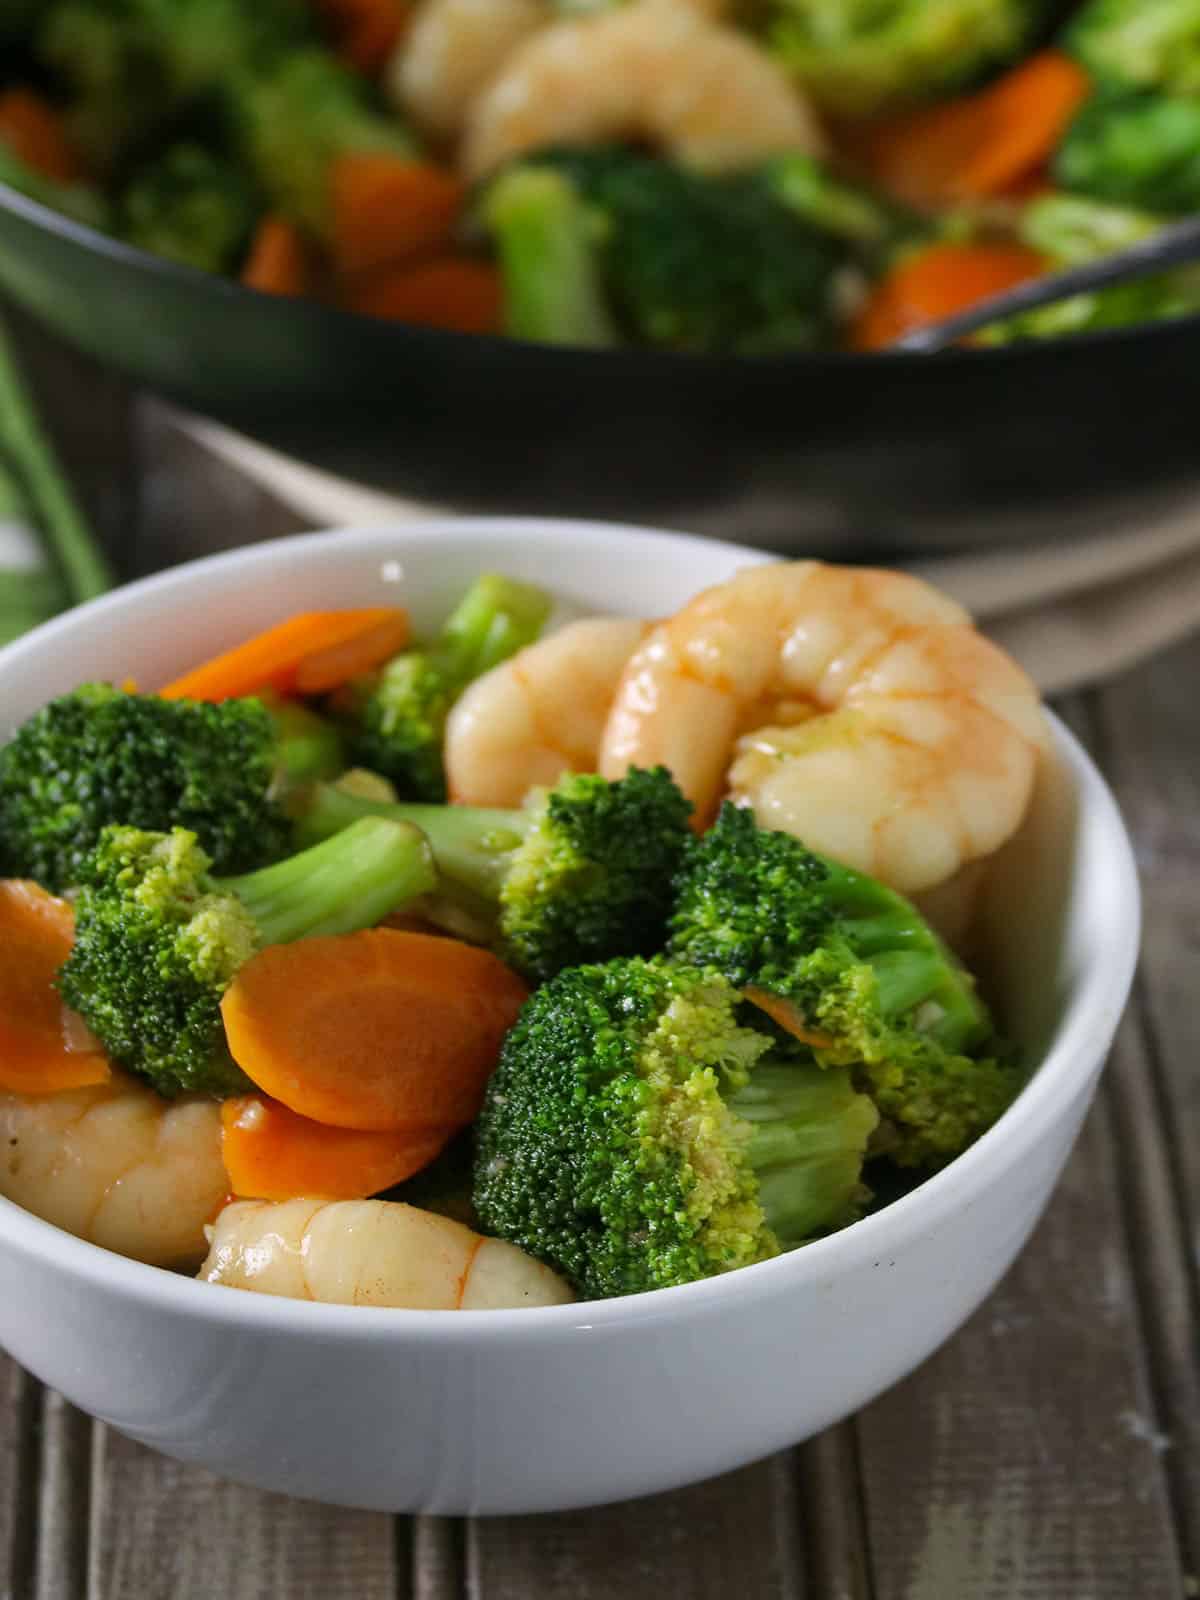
[262,695,347,788]
[59,817,436,1097]
[668,805,1016,1168]
[1064,0,1200,99]
[0,685,297,890]
[483,166,618,348]
[767,0,1042,118]
[344,573,552,801]
[293,766,693,982]
[473,958,879,1299]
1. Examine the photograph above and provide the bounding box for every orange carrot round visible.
[159,608,410,702]
[859,51,1091,211]
[241,215,314,299]
[851,241,1046,351]
[0,90,82,184]
[330,156,465,277]
[222,1093,450,1201]
[0,881,110,1094]
[342,257,503,335]
[221,929,528,1132]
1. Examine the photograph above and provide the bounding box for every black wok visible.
[1,179,1197,556]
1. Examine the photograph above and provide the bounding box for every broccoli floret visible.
[118,142,260,274]
[473,958,879,1299]
[344,574,552,801]
[481,146,846,354]
[983,191,1200,341]
[35,0,314,172]
[768,0,1044,119]
[35,2,168,172]
[1054,90,1200,216]
[0,685,296,891]
[668,805,1017,1168]
[293,766,693,983]
[1064,0,1200,98]
[0,142,110,231]
[58,816,435,1097]
[231,50,416,237]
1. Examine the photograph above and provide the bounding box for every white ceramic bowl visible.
[0,521,1140,1514]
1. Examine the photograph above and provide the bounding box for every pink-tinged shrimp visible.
[444,616,648,806]
[599,561,1048,894]
[200,1198,574,1309]
[461,1,826,179]
[389,0,547,143]
[0,1072,227,1269]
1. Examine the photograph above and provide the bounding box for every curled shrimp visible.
[599,562,1048,895]
[444,616,648,806]
[0,1072,227,1270]
[200,1198,574,1309]
[461,1,825,179]
[389,0,548,142]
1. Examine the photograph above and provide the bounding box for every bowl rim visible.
[0,519,1143,1342]
[2,174,1197,371]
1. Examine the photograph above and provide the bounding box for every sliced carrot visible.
[158,609,410,702]
[743,986,835,1051]
[0,881,111,1094]
[859,51,1091,211]
[342,256,503,335]
[317,0,409,74]
[330,156,466,277]
[241,215,313,298]
[0,90,82,184]
[850,241,1047,351]
[222,1093,450,1201]
[221,928,529,1132]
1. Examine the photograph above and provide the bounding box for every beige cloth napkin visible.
[180,413,1200,696]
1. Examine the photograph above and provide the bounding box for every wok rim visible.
[4,174,1200,375]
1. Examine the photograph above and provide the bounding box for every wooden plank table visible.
[1,319,1197,1600]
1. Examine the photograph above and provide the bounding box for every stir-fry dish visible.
[0,561,1051,1309]
[1,0,1198,350]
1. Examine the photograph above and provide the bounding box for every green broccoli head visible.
[348,574,552,802]
[57,826,257,1097]
[119,142,260,274]
[0,142,110,232]
[983,192,1200,342]
[1064,0,1200,98]
[482,146,846,354]
[36,0,315,172]
[293,766,694,983]
[1054,89,1200,216]
[473,958,878,1298]
[669,805,1017,1168]
[58,816,437,1097]
[35,1,169,173]
[0,685,290,892]
[497,768,694,982]
[768,0,1044,119]
[232,50,415,236]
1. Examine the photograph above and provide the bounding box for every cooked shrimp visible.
[0,1072,226,1269]
[200,1197,575,1309]
[599,562,1048,894]
[389,0,547,143]
[461,1,825,179]
[444,616,647,806]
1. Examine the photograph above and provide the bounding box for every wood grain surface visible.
[0,315,1196,1600]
